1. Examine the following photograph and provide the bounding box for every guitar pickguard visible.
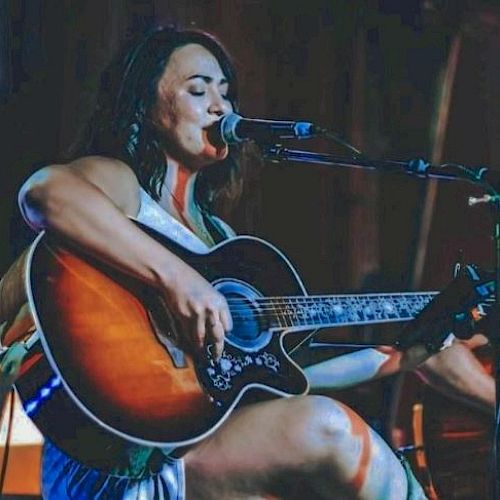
[196,336,302,408]
[201,348,280,392]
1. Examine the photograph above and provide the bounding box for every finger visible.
[218,298,233,332]
[207,319,225,360]
[193,314,206,353]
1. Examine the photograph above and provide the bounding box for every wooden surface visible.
[0,394,43,496]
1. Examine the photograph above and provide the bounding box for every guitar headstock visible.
[397,264,495,353]
[452,264,495,340]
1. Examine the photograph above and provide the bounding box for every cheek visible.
[155,88,191,132]
[155,99,178,133]
[175,93,205,122]
[163,103,203,142]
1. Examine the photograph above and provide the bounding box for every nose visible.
[208,92,232,117]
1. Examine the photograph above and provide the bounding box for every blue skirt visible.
[41,441,185,499]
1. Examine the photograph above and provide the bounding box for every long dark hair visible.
[71,26,242,210]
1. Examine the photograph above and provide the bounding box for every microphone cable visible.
[316,126,364,159]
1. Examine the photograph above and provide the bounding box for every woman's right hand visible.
[159,260,232,361]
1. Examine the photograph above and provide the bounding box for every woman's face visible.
[154,43,233,170]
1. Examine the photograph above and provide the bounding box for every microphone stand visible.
[262,144,500,498]
[493,204,500,500]
[262,145,500,187]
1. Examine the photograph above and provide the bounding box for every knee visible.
[282,395,357,456]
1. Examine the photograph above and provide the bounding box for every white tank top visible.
[135,188,235,252]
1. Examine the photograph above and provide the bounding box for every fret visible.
[275,310,289,329]
[278,300,292,328]
[288,297,300,326]
[268,298,284,329]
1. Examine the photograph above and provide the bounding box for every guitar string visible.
[223,311,434,321]
[224,317,415,326]
[222,294,438,312]
[224,306,431,315]
[224,295,437,305]
[223,292,438,302]
[219,297,437,326]
[222,293,438,308]
[223,303,435,314]
[222,301,436,316]
[219,306,430,321]
[224,313,420,323]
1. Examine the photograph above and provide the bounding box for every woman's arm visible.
[305,335,494,415]
[415,335,494,415]
[304,344,429,390]
[18,157,231,357]
[0,250,29,330]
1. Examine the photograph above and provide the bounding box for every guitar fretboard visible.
[263,292,438,329]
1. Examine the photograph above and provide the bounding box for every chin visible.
[202,143,229,162]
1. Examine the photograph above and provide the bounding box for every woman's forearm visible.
[416,341,495,415]
[305,345,429,390]
[305,338,495,416]
[19,164,182,291]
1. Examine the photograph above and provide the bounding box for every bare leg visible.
[183,395,413,500]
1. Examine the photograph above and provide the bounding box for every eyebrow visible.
[187,74,228,85]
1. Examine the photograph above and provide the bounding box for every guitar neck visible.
[256,292,439,330]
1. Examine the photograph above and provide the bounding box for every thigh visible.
[182,395,410,500]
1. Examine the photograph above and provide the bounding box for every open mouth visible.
[202,129,228,158]
[204,121,226,148]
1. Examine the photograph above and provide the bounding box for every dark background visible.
[1,2,500,496]
[1,0,500,306]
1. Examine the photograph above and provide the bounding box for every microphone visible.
[208,113,318,146]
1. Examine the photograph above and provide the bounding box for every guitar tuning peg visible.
[475,303,489,317]
[453,249,465,278]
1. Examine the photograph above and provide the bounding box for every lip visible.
[203,118,222,129]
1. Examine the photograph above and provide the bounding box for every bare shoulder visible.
[64,156,140,215]
[70,155,137,189]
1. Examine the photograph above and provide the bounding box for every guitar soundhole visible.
[213,279,272,351]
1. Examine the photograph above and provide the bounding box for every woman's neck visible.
[163,159,197,209]
[159,159,213,243]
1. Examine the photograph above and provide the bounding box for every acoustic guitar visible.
[15,221,494,460]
